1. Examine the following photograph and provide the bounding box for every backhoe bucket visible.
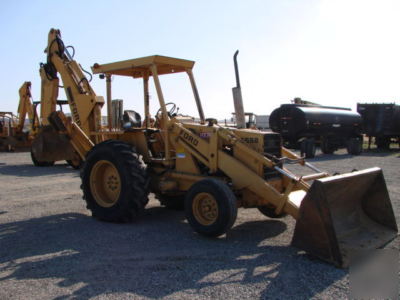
[292,167,398,268]
[32,125,76,161]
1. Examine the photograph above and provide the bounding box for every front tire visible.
[185,179,237,237]
[81,140,149,222]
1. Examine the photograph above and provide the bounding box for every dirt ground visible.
[0,150,399,299]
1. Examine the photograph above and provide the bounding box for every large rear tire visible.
[81,140,149,222]
[185,179,237,237]
[31,148,55,167]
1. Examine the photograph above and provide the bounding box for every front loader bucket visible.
[292,167,398,268]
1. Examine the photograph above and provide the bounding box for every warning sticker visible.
[176,146,185,158]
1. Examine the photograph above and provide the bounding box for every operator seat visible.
[122,110,141,128]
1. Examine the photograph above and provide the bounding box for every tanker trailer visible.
[357,103,400,150]
[269,103,363,158]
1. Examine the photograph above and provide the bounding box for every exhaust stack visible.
[232,50,246,129]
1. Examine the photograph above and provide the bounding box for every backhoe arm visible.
[17,81,39,134]
[42,28,104,141]
[48,111,94,160]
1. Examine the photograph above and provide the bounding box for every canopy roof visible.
[91,55,195,78]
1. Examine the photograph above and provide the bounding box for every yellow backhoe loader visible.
[0,112,19,151]
[46,28,397,268]
[30,29,104,168]
[0,82,38,151]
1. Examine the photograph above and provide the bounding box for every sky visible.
[0,0,399,119]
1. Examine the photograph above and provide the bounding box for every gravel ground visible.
[0,150,398,299]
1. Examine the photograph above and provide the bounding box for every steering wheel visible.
[156,102,177,118]
[154,102,177,128]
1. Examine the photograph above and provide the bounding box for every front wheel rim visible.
[192,192,218,226]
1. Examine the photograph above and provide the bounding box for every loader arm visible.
[169,122,326,218]
[42,28,104,142]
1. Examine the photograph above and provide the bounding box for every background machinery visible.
[231,113,269,130]
[0,82,38,151]
[357,103,400,150]
[0,112,19,151]
[46,28,398,268]
[269,101,363,158]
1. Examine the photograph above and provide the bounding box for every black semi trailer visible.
[270,104,363,158]
[357,103,400,150]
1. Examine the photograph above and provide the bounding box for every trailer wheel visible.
[258,205,286,218]
[81,140,149,222]
[301,139,316,158]
[185,179,237,237]
[31,148,55,167]
[375,137,390,150]
[347,137,363,155]
[321,138,334,154]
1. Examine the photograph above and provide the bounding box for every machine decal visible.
[180,130,199,147]
[176,145,186,158]
[241,137,259,144]
[199,132,211,139]
[66,87,81,126]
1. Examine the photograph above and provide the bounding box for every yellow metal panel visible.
[170,123,210,166]
[151,65,170,159]
[39,67,58,126]
[175,151,201,174]
[208,128,218,173]
[91,55,195,78]
[118,131,151,162]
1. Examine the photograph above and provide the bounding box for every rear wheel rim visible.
[192,192,218,226]
[90,160,121,207]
